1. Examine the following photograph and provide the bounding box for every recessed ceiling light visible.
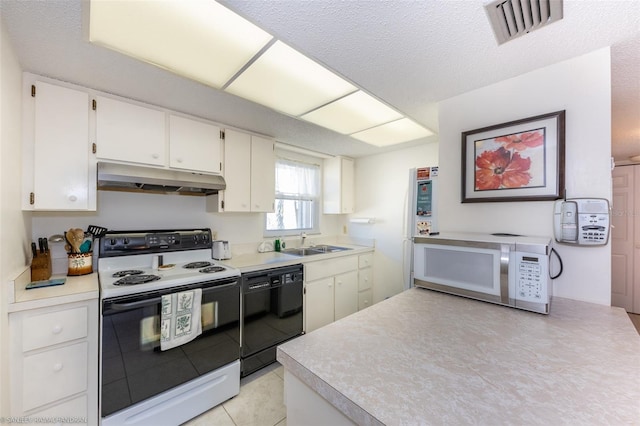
[89,0,272,89]
[351,118,434,147]
[224,41,357,116]
[300,91,404,135]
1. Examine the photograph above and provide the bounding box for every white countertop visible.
[277,288,640,425]
[221,244,374,273]
[9,267,99,312]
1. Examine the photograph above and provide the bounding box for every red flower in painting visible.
[495,131,543,151]
[475,147,531,190]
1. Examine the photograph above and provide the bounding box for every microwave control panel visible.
[514,253,549,303]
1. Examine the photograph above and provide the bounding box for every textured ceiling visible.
[0,0,638,160]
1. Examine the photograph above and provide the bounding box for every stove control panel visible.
[100,229,212,257]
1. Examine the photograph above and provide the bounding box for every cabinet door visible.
[169,115,221,174]
[334,270,358,321]
[222,129,251,211]
[95,96,165,166]
[323,156,354,214]
[340,157,355,214]
[30,81,91,210]
[305,278,335,333]
[250,135,275,212]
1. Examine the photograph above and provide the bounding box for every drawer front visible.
[358,289,373,311]
[22,307,88,352]
[358,268,373,291]
[305,256,358,282]
[23,342,88,411]
[30,395,87,425]
[358,253,373,269]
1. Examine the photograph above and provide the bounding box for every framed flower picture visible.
[461,110,565,203]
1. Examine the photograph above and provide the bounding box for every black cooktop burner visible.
[113,274,161,286]
[112,270,144,278]
[183,261,213,269]
[199,266,226,274]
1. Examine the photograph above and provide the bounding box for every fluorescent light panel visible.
[224,41,357,116]
[351,118,434,147]
[89,0,436,148]
[89,0,272,89]
[300,91,403,134]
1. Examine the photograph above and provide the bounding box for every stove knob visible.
[123,238,129,245]
[110,238,117,246]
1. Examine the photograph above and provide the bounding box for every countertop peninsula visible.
[277,288,640,425]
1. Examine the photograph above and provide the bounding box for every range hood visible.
[97,162,225,196]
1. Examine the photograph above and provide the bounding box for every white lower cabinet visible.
[304,252,373,333]
[357,253,374,310]
[305,277,335,332]
[334,271,358,321]
[9,299,98,425]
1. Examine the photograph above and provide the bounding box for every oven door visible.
[100,277,240,418]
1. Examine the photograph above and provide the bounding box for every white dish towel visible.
[160,288,202,351]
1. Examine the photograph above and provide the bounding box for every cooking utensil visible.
[65,228,85,254]
[87,225,108,238]
[48,234,65,243]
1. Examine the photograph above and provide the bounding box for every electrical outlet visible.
[343,225,348,234]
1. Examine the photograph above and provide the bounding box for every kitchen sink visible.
[310,245,351,253]
[281,247,324,256]
[281,245,351,257]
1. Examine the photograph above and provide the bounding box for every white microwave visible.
[413,233,552,314]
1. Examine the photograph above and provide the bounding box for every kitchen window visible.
[265,158,320,236]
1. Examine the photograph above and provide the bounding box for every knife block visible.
[31,253,52,281]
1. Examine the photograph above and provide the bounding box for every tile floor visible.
[183,363,286,426]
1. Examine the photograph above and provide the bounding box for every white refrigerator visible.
[403,166,439,290]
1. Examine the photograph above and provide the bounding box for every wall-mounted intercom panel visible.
[553,198,610,245]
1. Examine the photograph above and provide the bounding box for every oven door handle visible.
[107,281,239,311]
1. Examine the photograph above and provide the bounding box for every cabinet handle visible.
[53,363,63,372]
[176,158,183,163]
[52,325,63,334]
[337,281,342,286]
[328,283,333,288]
[68,195,77,202]
[152,154,159,159]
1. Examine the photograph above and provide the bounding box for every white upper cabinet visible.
[219,129,252,211]
[323,156,354,214]
[250,135,276,212]
[95,95,166,166]
[23,79,95,211]
[208,129,275,213]
[168,115,222,174]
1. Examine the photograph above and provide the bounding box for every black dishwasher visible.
[241,264,303,377]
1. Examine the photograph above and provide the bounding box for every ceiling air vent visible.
[485,0,563,45]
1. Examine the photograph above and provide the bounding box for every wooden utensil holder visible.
[31,253,52,281]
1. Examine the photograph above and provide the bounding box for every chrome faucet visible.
[300,232,307,247]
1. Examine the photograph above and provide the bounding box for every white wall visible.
[0,16,31,416]
[350,142,439,302]
[32,150,340,273]
[438,48,612,305]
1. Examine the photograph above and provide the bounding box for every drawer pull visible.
[52,325,63,334]
[53,363,63,372]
